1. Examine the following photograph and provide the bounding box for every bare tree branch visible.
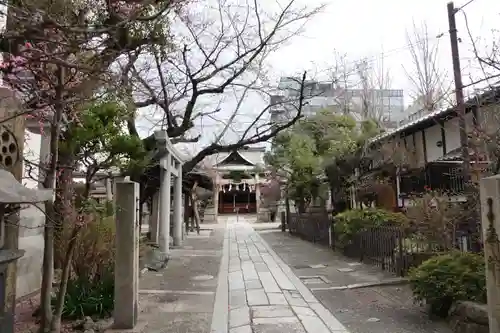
[182,71,309,172]
[131,0,323,144]
[403,20,451,112]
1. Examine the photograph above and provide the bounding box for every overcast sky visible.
[3,1,499,161]
[267,0,500,97]
[155,0,500,159]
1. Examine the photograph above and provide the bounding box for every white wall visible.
[22,130,41,188]
[444,117,461,153]
[424,125,443,162]
[17,129,45,298]
[414,131,425,167]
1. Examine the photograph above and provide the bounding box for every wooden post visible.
[447,1,471,184]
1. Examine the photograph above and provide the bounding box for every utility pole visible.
[447,1,471,186]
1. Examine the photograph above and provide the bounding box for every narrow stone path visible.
[211,216,349,333]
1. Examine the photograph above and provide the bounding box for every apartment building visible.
[269,77,405,128]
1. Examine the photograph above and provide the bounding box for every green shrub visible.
[53,271,114,320]
[72,215,115,281]
[408,251,486,317]
[395,236,442,254]
[334,208,407,247]
[104,200,114,217]
[56,213,116,320]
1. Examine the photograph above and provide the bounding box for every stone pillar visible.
[149,192,160,243]
[113,181,139,329]
[255,174,260,214]
[173,169,183,247]
[183,194,190,234]
[481,175,500,333]
[159,155,172,253]
[105,177,113,201]
[112,176,125,206]
[38,131,51,189]
[213,182,219,222]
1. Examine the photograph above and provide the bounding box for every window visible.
[385,90,403,97]
[390,97,404,106]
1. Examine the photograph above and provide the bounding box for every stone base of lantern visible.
[256,208,271,223]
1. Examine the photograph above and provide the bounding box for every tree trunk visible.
[53,152,74,269]
[50,226,80,333]
[285,190,291,232]
[297,199,306,214]
[39,67,65,333]
[184,194,190,233]
[190,182,201,234]
[191,196,201,234]
[138,200,144,235]
[39,201,55,333]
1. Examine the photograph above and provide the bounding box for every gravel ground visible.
[259,230,453,333]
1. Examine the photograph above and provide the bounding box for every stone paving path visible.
[211,216,349,333]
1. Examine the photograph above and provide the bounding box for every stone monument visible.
[480,174,500,333]
[113,181,140,329]
[0,169,53,333]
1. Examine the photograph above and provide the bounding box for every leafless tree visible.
[354,56,393,125]
[403,20,451,112]
[129,0,323,172]
[460,8,500,91]
[327,51,360,115]
[459,15,500,173]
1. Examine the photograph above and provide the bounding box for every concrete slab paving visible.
[210,216,350,333]
[259,226,453,333]
[246,288,269,306]
[229,306,251,328]
[252,305,295,318]
[132,223,226,333]
[267,292,288,305]
[253,317,307,333]
[230,324,253,333]
[245,279,263,290]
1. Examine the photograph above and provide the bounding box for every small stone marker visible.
[337,268,354,272]
[367,317,381,322]
[308,264,326,269]
[113,181,140,330]
[191,275,214,281]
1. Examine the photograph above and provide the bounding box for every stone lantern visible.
[0,169,52,333]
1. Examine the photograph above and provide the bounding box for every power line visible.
[456,0,477,11]
[321,31,450,75]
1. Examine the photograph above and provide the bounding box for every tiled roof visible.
[368,87,500,145]
[434,147,488,163]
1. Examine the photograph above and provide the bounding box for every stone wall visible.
[448,301,489,333]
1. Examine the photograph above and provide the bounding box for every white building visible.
[356,87,500,209]
[269,77,405,128]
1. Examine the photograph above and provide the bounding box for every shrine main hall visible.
[210,146,271,220]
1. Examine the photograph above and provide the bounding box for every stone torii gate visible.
[153,130,184,253]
